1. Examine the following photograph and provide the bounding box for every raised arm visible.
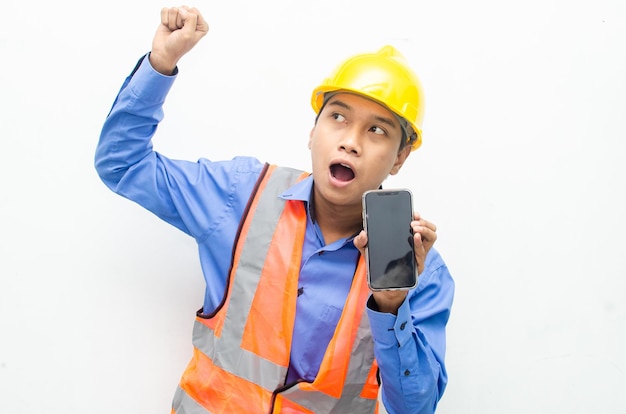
[94,6,237,238]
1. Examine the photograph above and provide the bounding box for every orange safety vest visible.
[171,164,380,414]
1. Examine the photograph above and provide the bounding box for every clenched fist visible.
[149,6,209,75]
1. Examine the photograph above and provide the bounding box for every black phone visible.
[362,189,417,291]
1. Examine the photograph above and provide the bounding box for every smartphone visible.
[362,189,417,291]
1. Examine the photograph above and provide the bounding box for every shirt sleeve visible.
[366,248,455,414]
[94,54,264,241]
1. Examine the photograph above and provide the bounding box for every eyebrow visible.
[327,99,399,130]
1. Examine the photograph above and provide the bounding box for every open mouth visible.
[330,163,355,182]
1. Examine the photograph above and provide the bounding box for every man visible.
[95,5,454,413]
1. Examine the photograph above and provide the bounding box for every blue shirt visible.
[95,54,455,414]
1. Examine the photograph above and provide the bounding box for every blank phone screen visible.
[364,190,416,290]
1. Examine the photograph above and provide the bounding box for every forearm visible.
[368,298,442,414]
[95,54,177,191]
[367,252,454,414]
[93,54,195,233]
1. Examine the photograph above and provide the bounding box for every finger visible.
[413,233,425,274]
[166,7,182,31]
[418,219,437,233]
[187,6,209,35]
[160,7,169,26]
[413,230,424,248]
[177,6,209,37]
[179,8,198,36]
[412,211,437,230]
[413,224,437,244]
[353,230,368,254]
[411,217,437,233]
[176,8,184,29]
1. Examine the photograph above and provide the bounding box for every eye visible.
[369,125,386,135]
[332,113,346,122]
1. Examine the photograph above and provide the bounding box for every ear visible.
[389,145,411,175]
[308,126,315,150]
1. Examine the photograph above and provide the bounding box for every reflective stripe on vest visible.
[172,164,379,413]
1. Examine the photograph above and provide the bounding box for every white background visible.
[1,1,625,412]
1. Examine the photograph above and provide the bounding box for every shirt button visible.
[404,369,411,376]
[400,322,407,330]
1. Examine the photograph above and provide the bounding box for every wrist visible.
[370,291,407,315]
[148,52,177,75]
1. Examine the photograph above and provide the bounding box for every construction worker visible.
[95,5,454,414]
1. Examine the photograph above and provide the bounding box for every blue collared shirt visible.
[95,54,454,414]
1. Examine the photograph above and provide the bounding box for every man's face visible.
[308,92,411,210]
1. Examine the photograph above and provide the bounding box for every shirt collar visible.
[279,175,362,242]
[279,175,322,231]
[279,174,314,202]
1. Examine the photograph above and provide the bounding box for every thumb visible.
[353,230,368,256]
[179,7,209,40]
[179,8,197,35]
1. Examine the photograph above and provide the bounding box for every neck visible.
[311,190,363,245]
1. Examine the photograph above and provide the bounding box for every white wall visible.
[1,0,625,412]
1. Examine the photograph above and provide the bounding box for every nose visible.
[338,127,362,155]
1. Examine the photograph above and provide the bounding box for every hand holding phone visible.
[362,189,417,291]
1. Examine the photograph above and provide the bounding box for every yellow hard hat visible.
[311,45,425,150]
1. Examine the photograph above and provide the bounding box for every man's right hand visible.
[149,6,209,75]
